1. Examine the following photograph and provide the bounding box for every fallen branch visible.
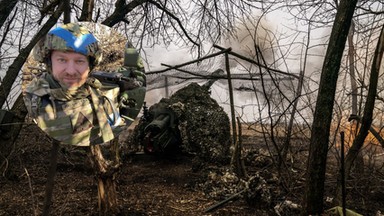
[204,189,246,213]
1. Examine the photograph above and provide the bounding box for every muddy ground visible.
[1,123,384,216]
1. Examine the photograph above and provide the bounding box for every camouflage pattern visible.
[124,47,144,69]
[24,73,125,146]
[24,22,146,146]
[119,43,146,121]
[118,86,145,126]
[33,23,102,65]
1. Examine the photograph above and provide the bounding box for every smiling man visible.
[50,50,91,89]
[23,23,144,146]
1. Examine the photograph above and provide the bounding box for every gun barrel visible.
[145,114,171,133]
[91,71,122,84]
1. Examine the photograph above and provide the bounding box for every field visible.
[1,122,384,215]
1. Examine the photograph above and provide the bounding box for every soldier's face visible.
[51,50,90,89]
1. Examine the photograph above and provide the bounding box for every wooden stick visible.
[42,139,60,216]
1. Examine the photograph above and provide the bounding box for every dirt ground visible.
[1,123,384,216]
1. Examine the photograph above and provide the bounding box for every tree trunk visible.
[348,21,358,116]
[302,0,358,215]
[42,139,60,216]
[89,138,121,215]
[347,22,364,175]
[79,0,95,21]
[281,69,305,167]
[101,0,145,27]
[231,117,247,178]
[63,0,71,24]
[0,0,19,29]
[336,24,384,205]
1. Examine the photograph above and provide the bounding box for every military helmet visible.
[33,23,102,66]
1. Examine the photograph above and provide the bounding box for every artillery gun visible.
[127,70,231,163]
[139,104,182,154]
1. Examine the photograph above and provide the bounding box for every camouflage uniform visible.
[24,23,145,146]
[25,73,124,146]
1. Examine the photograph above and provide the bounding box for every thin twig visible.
[24,168,38,216]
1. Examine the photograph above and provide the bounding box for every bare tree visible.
[0,0,257,214]
[303,0,358,214]
[250,1,384,214]
[336,24,384,204]
[3,0,384,214]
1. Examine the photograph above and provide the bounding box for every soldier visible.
[24,23,145,146]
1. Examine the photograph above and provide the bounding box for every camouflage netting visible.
[199,169,272,209]
[126,82,231,163]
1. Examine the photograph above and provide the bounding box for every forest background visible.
[1,0,384,215]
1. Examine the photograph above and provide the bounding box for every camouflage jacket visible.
[24,73,125,146]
